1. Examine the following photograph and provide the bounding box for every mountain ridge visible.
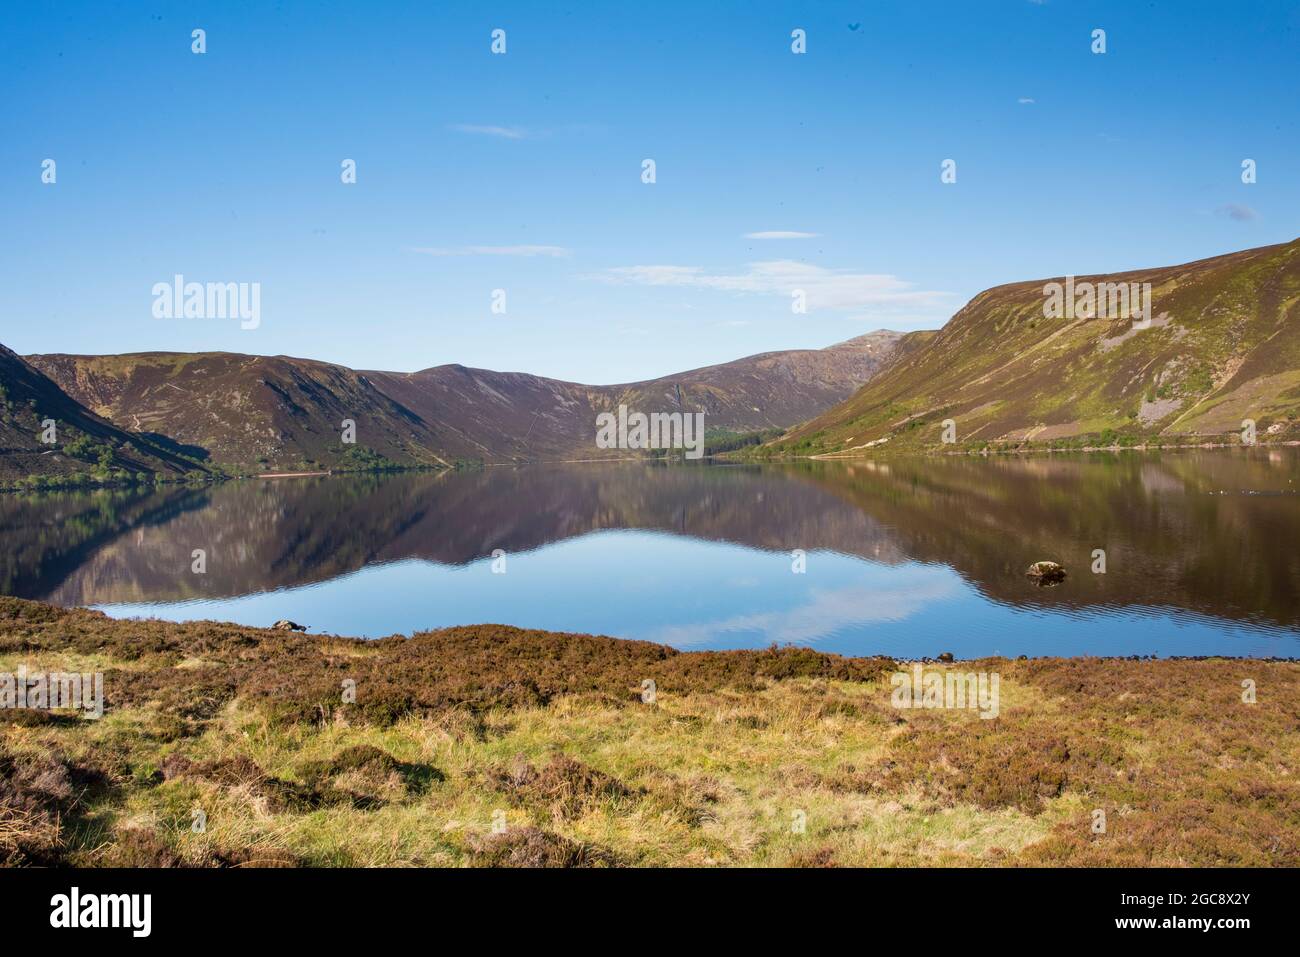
[0,345,195,481]
[22,330,906,471]
[771,238,1300,455]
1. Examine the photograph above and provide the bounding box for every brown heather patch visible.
[160,753,354,812]
[0,596,895,728]
[1018,796,1298,867]
[160,747,442,814]
[1006,656,1300,865]
[296,744,444,805]
[633,768,727,828]
[874,713,1076,814]
[0,749,74,865]
[871,657,1300,864]
[787,844,839,868]
[479,752,636,822]
[0,740,113,866]
[100,827,302,868]
[1,597,1297,867]
[467,826,621,868]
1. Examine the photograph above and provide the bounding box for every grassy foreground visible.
[1,596,1296,867]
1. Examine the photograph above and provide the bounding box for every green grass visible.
[2,597,1295,867]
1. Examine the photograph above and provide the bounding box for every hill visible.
[0,345,195,483]
[24,332,904,471]
[771,239,1300,455]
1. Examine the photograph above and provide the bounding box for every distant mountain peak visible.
[19,334,909,472]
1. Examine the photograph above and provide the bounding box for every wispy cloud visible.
[1017,97,1036,105]
[1216,203,1258,222]
[596,260,952,311]
[449,124,529,140]
[411,245,571,258]
[744,230,820,239]
[650,574,960,648]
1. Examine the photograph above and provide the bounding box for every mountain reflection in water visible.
[2,451,1297,658]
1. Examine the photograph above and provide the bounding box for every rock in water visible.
[1025,561,1066,584]
[272,619,308,632]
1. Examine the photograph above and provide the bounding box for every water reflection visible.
[2,450,1297,656]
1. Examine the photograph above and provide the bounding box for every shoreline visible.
[3,440,1296,495]
[811,438,1300,461]
[70,604,1300,664]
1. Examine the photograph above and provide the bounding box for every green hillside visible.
[769,239,1300,456]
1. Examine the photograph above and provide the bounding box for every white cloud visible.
[744,230,820,239]
[597,260,952,311]
[411,245,571,258]
[1017,97,1036,104]
[449,124,528,139]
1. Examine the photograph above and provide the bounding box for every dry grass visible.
[0,597,1295,867]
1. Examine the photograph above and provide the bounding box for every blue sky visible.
[3,0,1297,382]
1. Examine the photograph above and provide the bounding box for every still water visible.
[2,451,1297,658]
